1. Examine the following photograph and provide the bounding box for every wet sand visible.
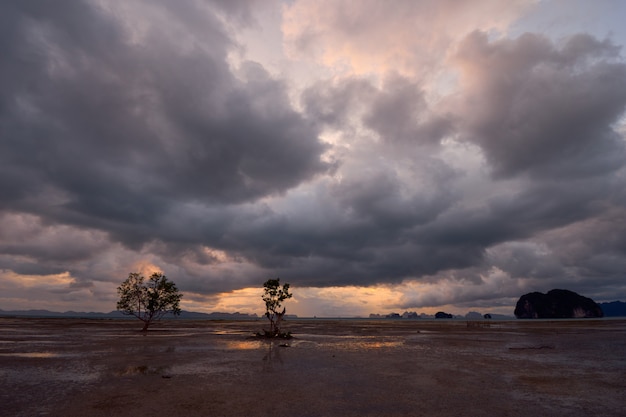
[1,317,625,417]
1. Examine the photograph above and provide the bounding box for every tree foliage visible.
[117,272,182,331]
[261,278,293,338]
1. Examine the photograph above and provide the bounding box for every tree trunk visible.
[274,308,286,335]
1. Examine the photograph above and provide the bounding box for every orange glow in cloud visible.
[1,270,74,289]
[201,246,230,263]
[193,271,519,317]
[190,284,445,317]
[128,260,163,277]
[282,0,533,78]
[0,270,120,312]
[182,287,264,315]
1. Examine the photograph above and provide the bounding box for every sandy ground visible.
[1,317,625,417]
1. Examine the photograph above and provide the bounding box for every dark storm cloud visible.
[301,74,453,145]
[205,163,463,287]
[362,74,453,146]
[542,207,626,281]
[0,224,106,264]
[2,0,626,311]
[0,212,117,281]
[482,205,626,302]
[211,28,626,293]
[330,167,453,230]
[285,30,626,297]
[455,31,626,179]
[0,1,331,248]
[120,104,463,289]
[426,177,616,248]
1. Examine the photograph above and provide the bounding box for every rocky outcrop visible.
[514,289,603,319]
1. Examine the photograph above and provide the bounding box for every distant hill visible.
[0,309,259,320]
[0,309,123,318]
[599,301,626,317]
[514,289,603,319]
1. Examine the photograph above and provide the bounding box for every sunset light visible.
[1,0,626,318]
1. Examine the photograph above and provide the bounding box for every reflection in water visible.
[262,342,284,372]
[327,340,404,351]
[211,330,250,336]
[224,335,407,353]
[225,339,265,350]
[0,352,60,358]
[116,365,171,376]
[297,335,405,351]
[360,340,403,349]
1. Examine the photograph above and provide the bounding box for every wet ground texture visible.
[1,317,625,416]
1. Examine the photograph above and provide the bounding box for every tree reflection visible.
[262,341,288,372]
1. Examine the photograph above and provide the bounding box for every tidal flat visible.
[1,317,625,417]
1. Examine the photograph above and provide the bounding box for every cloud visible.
[453,31,626,179]
[302,74,453,146]
[0,269,119,312]
[362,74,454,145]
[283,0,532,78]
[0,0,331,244]
[0,213,110,265]
[1,1,626,315]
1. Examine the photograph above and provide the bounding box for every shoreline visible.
[2,317,625,416]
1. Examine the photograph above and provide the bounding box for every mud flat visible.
[1,317,625,416]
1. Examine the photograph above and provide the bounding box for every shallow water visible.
[1,317,625,417]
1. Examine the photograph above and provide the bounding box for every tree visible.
[261,278,293,338]
[117,272,182,332]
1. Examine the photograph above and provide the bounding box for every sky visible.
[2,0,626,317]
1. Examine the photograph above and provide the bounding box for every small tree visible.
[261,278,293,338]
[117,272,182,332]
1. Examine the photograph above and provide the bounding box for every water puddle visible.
[169,362,235,376]
[116,365,171,376]
[326,339,405,350]
[211,330,250,336]
[0,352,63,358]
[223,339,265,350]
[292,334,405,350]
